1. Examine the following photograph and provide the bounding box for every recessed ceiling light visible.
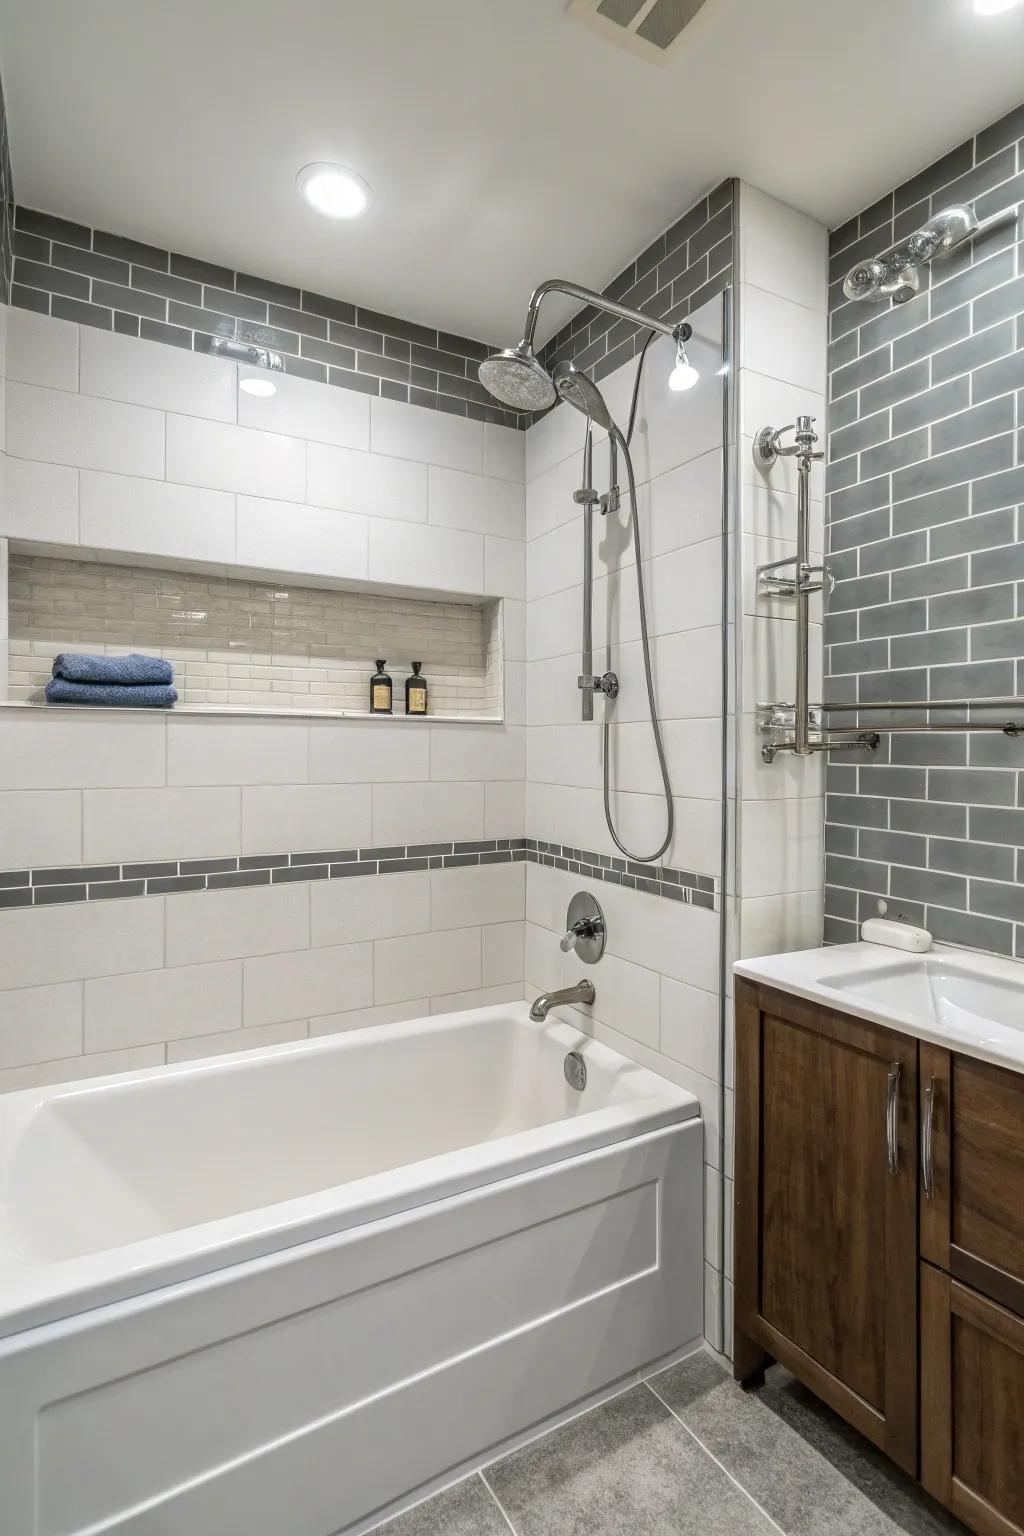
[974,0,1021,14]
[240,376,277,397]
[296,161,372,219]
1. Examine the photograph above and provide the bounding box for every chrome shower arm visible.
[519,278,692,351]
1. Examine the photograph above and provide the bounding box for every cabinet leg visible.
[732,1325,768,1388]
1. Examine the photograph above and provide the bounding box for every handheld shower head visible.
[478,343,556,411]
[551,361,615,431]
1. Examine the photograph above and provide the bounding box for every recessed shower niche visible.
[6,552,504,720]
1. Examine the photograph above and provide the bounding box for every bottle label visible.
[409,692,426,713]
[372,684,391,710]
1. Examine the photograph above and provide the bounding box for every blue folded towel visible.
[45,678,178,708]
[52,652,174,686]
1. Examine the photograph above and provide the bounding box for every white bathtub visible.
[0,1001,702,1536]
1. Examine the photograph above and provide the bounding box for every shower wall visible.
[823,101,1024,956]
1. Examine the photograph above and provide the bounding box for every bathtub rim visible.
[0,1000,699,1340]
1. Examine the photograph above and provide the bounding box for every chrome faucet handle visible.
[560,928,579,953]
[560,913,604,954]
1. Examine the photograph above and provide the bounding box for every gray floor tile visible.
[373,1474,510,1536]
[484,1383,776,1535]
[650,1352,966,1536]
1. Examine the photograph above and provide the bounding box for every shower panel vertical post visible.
[794,435,811,756]
[581,426,594,723]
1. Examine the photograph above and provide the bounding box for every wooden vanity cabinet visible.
[733,980,919,1473]
[735,977,1024,1534]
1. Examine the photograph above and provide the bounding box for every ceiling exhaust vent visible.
[566,0,720,62]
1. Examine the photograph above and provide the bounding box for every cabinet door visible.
[734,981,918,1473]
[921,1264,1024,1536]
[920,1045,1024,1319]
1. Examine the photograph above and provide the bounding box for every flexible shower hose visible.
[597,331,675,864]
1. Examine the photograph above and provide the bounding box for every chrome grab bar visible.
[922,1077,936,1200]
[887,1063,901,1177]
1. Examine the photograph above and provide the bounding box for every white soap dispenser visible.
[861,900,932,954]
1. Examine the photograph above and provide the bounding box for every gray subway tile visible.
[977,103,1024,160]
[34,884,87,905]
[971,806,1024,846]
[969,732,1024,768]
[971,346,1024,404]
[829,639,890,675]
[826,793,889,828]
[892,436,1014,503]
[828,573,890,613]
[973,465,1024,516]
[892,307,970,370]
[89,879,146,901]
[931,838,1014,880]
[858,599,927,639]
[14,256,88,299]
[894,141,974,213]
[931,658,1015,699]
[91,280,167,321]
[971,616,1024,662]
[34,863,120,886]
[890,731,967,766]
[890,629,966,669]
[929,245,1016,319]
[830,409,891,464]
[858,531,926,574]
[929,583,1014,630]
[201,284,267,322]
[932,320,1015,384]
[207,868,271,890]
[892,377,969,437]
[171,252,234,287]
[859,829,927,867]
[858,764,927,798]
[168,301,235,338]
[892,484,969,535]
[130,266,203,305]
[931,508,1014,558]
[974,273,1024,332]
[832,344,894,402]
[16,206,90,247]
[830,475,892,523]
[930,396,1015,456]
[825,854,888,894]
[928,904,1013,956]
[860,359,929,418]
[861,428,929,480]
[301,335,358,370]
[11,284,49,315]
[826,825,858,857]
[94,231,169,270]
[930,768,1016,806]
[890,864,967,910]
[50,241,129,284]
[891,798,966,837]
[51,296,113,330]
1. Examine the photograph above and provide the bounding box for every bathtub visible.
[0,1000,702,1536]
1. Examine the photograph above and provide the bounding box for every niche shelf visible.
[4,550,506,723]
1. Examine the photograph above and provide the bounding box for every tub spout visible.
[529,980,596,1022]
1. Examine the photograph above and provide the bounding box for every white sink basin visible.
[817,956,1024,1036]
[734,942,1024,1074]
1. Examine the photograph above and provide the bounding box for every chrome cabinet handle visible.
[922,1076,936,1199]
[887,1062,901,1176]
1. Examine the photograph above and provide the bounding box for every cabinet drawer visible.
[921,1046,1024,1317]
[921,1264,1024,1536]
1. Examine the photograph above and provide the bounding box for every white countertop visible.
[735,941,1024,1076]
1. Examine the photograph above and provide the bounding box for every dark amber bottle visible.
[370,660,393,714]
[405,661,428,716]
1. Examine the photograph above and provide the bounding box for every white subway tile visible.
[309,998,428,1035]
[166,718,307,786]
[429,983,522,1014]
[80,329,237,420]
[80,470,235,564]
[166,882,309,965]
[739,185,828,313]
[372,781,483,844]
[428,465,524,539]
[484,534,525,598]
[431,860,525,930]
[587,951,661,1051]
[243,940,373,1027]
[740,283,828,396]
[504,660,525,725]
[0,896,164,989]
[166,1020,306,1063]
[311,870,429,947]
[241,784,372,854]
[374,926,481,1005]
[526,517,578,601]
[527,585,583,662]
[660,977,720,1078]
[7,382,164,478]
[308,721,430,784]
[0,1044,165,1095]
[525,451,581,541]
[483,423,525,483]
[236,495,367,581]
[83,786,240,862]
[238,366,369,448]
[84,961,242,1051]
[8,309,79,391]
[0,711,165,789]
[165,414,306,500]
[485,780,525,839]
[525,397,587,483]
[368,518,483,593]
[740,796,824,898]
[0,456,79,543]
[647,538,722,636]
[0,789,81,867]
[370,396,482,472]
[429,724,524,782]
[482,920,525,986]
[638,449,725,561]
[0,981,82,1069]
[307,441,427,522]
[502,598,525,661]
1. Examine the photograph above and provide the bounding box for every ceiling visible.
[1,0,1023,346]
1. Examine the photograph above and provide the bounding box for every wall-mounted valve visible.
[578,671,619,700]
[559,892,606,963]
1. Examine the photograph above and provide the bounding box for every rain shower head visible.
[477,343,556,412]
[551,360,614,432]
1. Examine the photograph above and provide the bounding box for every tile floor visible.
[374,1350,967,1535]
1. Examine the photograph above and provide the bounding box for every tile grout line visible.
[477,1469,522,1536]
[644,1379,789,1536]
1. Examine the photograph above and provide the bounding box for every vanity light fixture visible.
[240,376,277,397]
[296,162,372,219]
[668,337,699,391]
